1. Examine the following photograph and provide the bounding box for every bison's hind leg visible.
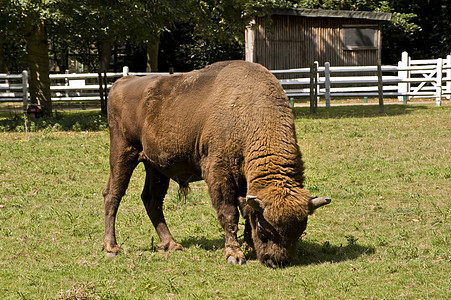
[142,162,183,252]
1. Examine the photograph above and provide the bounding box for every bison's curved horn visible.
[246,195,265,213]
[308,197,331,214]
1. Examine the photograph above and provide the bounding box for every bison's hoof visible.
[169,243,184,252]
[105,251,118,258]
[264,259,277,268]
[158,241,184,252]
[227,256,246,265]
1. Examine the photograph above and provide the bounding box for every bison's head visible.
[240,191,330,268]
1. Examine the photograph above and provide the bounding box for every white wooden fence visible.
[1,52,450,111]
[274,51,451,107]
[0,67,170,111]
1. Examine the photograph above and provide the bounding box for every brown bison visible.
[102,61,330,267]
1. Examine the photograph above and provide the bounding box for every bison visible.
[102,60,330,267]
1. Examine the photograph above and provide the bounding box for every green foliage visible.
[294,0,421,35]
[159,22,244,71]
[0,39,27,72]
[389,12,420,35]
[1,0,449,73]
[0,104,449,299]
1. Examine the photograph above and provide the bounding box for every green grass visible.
[0,104,449,299]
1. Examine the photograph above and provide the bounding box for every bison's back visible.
[107,61,293,183]
[108,60,288,127]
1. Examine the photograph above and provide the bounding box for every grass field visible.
[0,104,449,299]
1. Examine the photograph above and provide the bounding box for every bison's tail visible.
[177,182,191,202]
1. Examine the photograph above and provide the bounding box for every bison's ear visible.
[308,197,331,214]
[246,195,265,213]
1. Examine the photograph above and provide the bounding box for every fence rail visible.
[1,52,450,111]
[0,67,174,112]
[274,51,451,107]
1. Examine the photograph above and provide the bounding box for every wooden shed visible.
[245,8,392,70]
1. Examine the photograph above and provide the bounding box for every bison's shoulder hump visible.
[203,60,270,75]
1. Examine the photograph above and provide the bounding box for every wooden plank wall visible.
[252,15,382,70]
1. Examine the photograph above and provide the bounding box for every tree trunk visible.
[99,40,112,73]
[26,19,52,117]
[99,40,112,114]
[146,39,159,72]
[0,38,5,73]
[55,46,69,73]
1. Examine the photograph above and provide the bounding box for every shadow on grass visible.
[293,104,432,120]
[180,235,374,267]
[181,236,225,251]
[291,240,375,266]
[0,110,107,132]
[1,105,440,131]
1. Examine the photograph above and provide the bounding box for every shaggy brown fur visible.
[102,60,329,267]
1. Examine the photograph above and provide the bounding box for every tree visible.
[156,0,292,71]
[0,0,55,116]
[0,36,4,73]
[388,0,450,61]
[126,0,186,72]
[57,0,187,113]
[1,0,448,116]
[25,15,52,116]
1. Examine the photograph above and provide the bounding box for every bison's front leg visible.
[238,199,254,251]
[205,173,246,265]
[102,140,139,256]
[221,211,246,265]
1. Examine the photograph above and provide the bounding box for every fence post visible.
[324,62,331,108]
[64,70,70,100]
[377,60,384,113]
[436,58,443,106]
[22,70,28,113]
[123,66,129,77]
[316,62,320,103]
[446,54,451,100]
[398,51,410,102]
[99,73,106,114]
[310,61,318,113]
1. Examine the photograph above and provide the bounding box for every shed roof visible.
[271,8,392,21]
